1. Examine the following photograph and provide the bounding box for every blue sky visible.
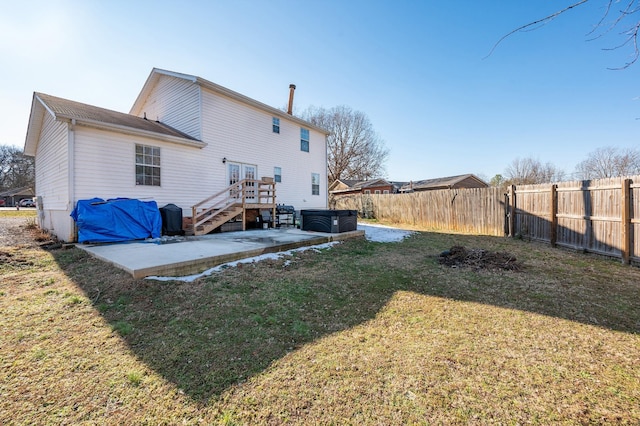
[2,0,639,182]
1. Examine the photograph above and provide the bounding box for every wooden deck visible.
[191,178,277,236]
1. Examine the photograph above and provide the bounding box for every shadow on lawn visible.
[53,232,640,402]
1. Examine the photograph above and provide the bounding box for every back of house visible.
[24,68,329,242]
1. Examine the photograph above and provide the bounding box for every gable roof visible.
[352,178,390,189]
[329,178,392,193]
[338,179,361,189]
[389,181,408,189]
[401,174,488,192]
[24,92,206,156]
[130,68,330,135]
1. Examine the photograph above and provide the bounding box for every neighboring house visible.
[24,68,329,242]
[400,174,488,192]
[0,186,34,207]
[389,181,408,193]
[329,178,396,195]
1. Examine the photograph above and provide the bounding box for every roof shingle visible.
[36,93,199,141]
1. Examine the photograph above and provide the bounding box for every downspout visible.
[197,81,203,140]
[68,119,76,240]
[324,133,329,209]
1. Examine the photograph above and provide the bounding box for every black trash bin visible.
[159,203,184,236]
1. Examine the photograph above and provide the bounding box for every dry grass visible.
[1,214,639,424]
[0,209,37,218]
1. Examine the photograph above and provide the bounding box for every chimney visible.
[287,84,296,115]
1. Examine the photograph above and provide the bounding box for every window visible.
[383,190,389,194]
[364,190,371,194]
[312,173,320,195]
[300,128,309,152]
[272,117,280,134]
[135,144,160,186]
[274,166,282,183]
[375,190,381,194]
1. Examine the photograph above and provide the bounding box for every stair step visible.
[191,186,275,235]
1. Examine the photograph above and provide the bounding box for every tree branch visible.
[605,20,640,69]
[484,0,590,60]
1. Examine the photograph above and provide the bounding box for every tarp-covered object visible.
[71,198,162,243]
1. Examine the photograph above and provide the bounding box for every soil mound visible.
[438,245,521,271]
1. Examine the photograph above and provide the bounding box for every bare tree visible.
[505,157,565,185]
[575,146,640,178]
[488,1,640,69]
[0,145,35,191]
[301,105,389,183]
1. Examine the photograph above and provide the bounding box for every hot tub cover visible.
[71,198,162,243]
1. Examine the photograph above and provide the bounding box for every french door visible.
[228,162,257,203]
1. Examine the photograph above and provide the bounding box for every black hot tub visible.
[300,209,357,233]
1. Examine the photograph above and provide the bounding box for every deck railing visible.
[191,179,276,235]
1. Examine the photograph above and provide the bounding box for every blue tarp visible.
[71,198,162,243]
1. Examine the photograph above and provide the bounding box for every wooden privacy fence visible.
[331,187,506,237]
[332,175,639,264]
[509,175,640,264]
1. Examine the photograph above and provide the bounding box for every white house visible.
[24,68,329,242]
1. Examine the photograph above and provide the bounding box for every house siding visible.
[200,87,327,210]
[73,127,210,211]
[362,185,393,194]
[28,69,329,241]
[36,114,69,208]
[134,75,201,140]
[34,113,72,239]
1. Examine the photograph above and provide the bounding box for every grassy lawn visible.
[1,216,639,424]
[0,208,37,218]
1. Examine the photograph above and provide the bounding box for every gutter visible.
[55,115,207,149]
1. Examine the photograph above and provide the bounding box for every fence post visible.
[509,185,516,237]
[550,184,558,247]
[621,178,631,264]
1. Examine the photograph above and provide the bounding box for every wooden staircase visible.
[191,178,276,236]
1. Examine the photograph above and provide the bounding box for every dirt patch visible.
[438,245,521,271]
[0,247,36,268]
[0,217,38,247]
[0,216,59,249]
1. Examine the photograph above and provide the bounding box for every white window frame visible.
[272,117,280,134]
[311,173,320,195]
[301,128,309,152]
[135,144,161,186]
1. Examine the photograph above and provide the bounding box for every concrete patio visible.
[76,228,365,279]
